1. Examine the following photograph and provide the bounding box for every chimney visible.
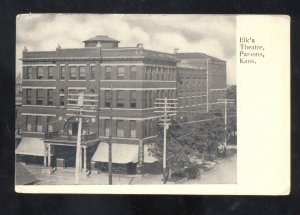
[137,43,143,49]
[56,43,61,50]
[174,48,179,54]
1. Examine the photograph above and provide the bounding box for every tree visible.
[148,111,226,175]
[227,85,237,144]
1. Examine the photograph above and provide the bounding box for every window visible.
[166,69,172,81]
[104,119,110,136]
[160,68,164,80]
[145,91,148,108]
[160,90,164,98]
[130,66,136,80]
[26,116,32,132]
[36,116,43,133]
[60,88,64,94]
[130,121,136,138]
[148,120,152,137]
[60,66,65,79]
[27,67,33,79]
[48,67,54,79]
[36,89,43,105]
[126,91,135,109]
[90,66,95,80]
[105,90,111,108]
[116,120,124,137]
[26,89,33,104]
[156,68,160,80]
[79,67,86,80]
[47,89,54,105]
[47,117,54,132]
[37,67,43,79]
[60,96,65,106]
[149,91,153,107]
[70,67,77,79]
[144,120,148,138]
[116,90,125,108]
[117,66,125,80]
[105,66,111,80]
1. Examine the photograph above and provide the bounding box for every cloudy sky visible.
[16,14,236,84]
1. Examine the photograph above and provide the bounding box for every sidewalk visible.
[19,146,237,185]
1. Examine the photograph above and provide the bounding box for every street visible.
[187,154,237,184]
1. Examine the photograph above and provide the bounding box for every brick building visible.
[16,35,226,174]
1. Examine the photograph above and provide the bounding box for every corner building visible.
[17,36,226,174]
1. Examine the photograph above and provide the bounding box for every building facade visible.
[16,36,226,174]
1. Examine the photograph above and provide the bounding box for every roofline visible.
[83,39,120,43]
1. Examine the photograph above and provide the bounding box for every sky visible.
[16,14,236,84]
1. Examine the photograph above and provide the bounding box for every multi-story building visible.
[16,35,227,174]
[176,52,227,112]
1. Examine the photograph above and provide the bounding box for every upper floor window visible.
[36,116,43,132]
[26,115,32,132]
[26,89,33,104]
[130,120,136,138]
[144,91,148,108]
[47,89,54,105]
[105,90,111,108]
[27,67,33,79]
[48,67,54,79]
[130,91,137,108]
[70,67,77,80]
[116,90,125,108]
[104,119,110,136]
[156,68,160,80]
[116,120,124,137]
[167,68,170,80]
[105,66,111,80]
[47,116,54,132]
[37,67,43,79]
[161,68,165,80]
[60,96,65,106]
[130,66,137,80]
[90,66,95,80]
[79,67,86,80]
[36,89,43,105]
[117,66,125,80]
[145,66,152,80]
[60,66,65,79]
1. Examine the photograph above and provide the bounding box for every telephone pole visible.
[108,84,113,185]
[67,92,97,184]
[154,97,177,184]
[217,98,235,147]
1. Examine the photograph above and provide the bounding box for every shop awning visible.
[15,137,45,157]
[144,145,158,163]
[92,143,138,164]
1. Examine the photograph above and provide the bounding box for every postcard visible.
[15,14,290,195]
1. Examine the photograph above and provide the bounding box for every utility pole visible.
[108,84,113,185]
[74,93,83,184]
[206,59,209,113]
[67,92,97,185]
[217,98,235,147]
[154,97,177,184]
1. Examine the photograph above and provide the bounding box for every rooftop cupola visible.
[83,35,120,48]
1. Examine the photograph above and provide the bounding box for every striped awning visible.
[92,143,138,164]
[15,137,45,157]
